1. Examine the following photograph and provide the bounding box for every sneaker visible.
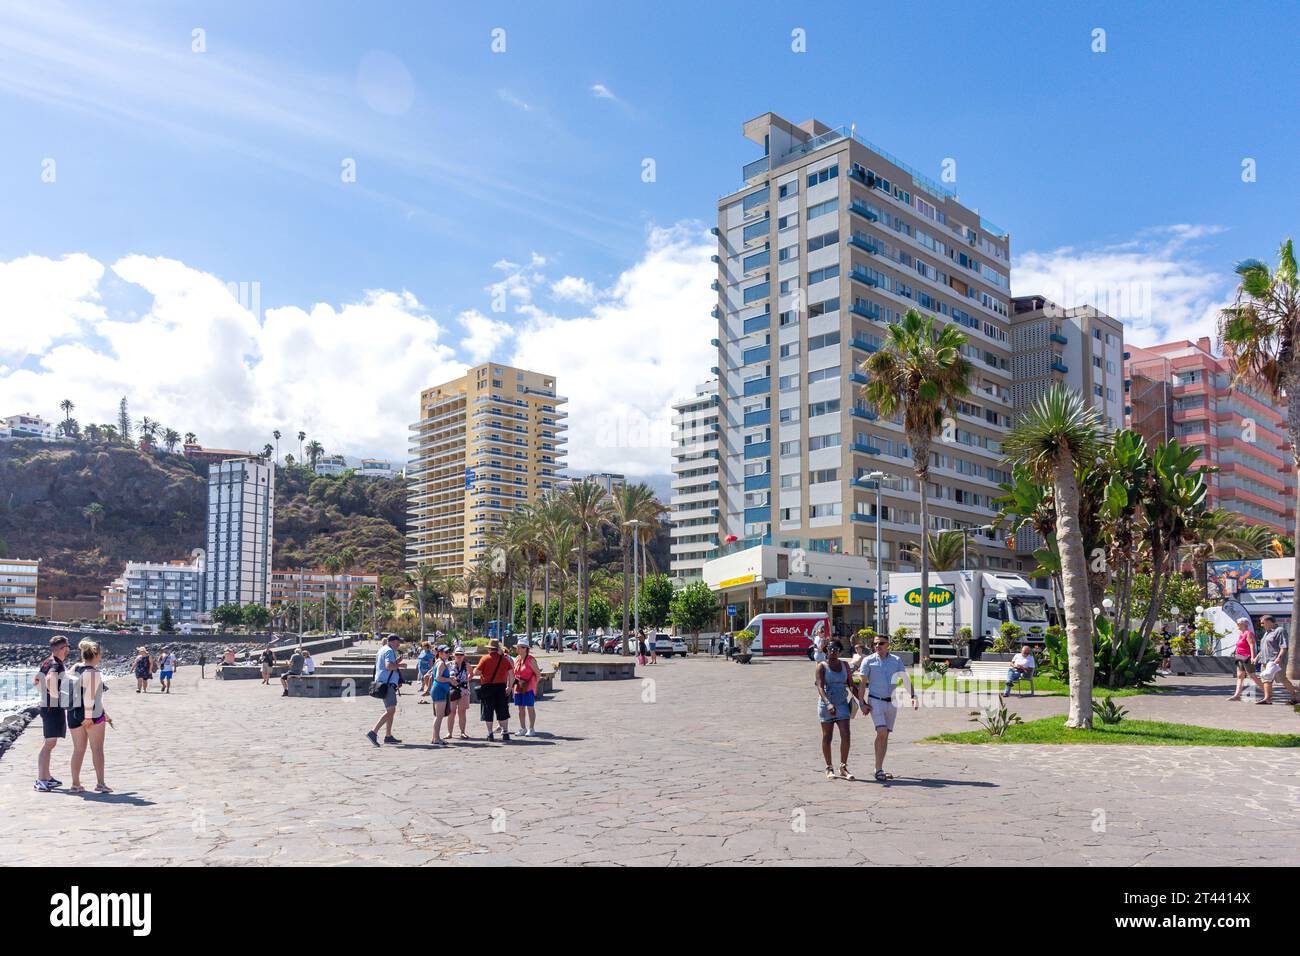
[501,731,511,743]
[47,777,63,787]
[34,779,55,792]
[366,730,380,747]
[487,732,496,742]
[383,736,402,744]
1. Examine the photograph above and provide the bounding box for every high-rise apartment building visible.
[1125,338,1294,533]
[406,363,567,579]
[1010,295,1124,428]
[713,113,1015,578]
[205,457,275,608]
[669,380,721,583]
[269,567,379,609]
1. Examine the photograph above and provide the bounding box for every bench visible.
[966,660,1036,696]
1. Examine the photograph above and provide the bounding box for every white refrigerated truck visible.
[887,570,1056,656]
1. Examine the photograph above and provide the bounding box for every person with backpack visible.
[132,646,152,693]
[67,639,113,794]
[34,634,71,792]
[366,634,405,747]
[157,648,177,694]
[474,640,514,742]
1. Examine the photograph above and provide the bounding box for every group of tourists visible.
[33,634,113,794]
[366,635,543,747]
[813,634,916,784]
[130,646,177,694]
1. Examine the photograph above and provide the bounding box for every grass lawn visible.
[922,673,1157,698]
[925,714,1300,747]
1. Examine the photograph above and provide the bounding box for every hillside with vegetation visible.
[0,438,409,599]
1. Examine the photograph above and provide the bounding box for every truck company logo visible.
[49,887,152,936]
[904,587,954,608]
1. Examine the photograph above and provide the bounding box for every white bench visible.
[966,660,1036,695]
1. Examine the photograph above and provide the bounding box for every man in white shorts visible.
[859,633,916,781]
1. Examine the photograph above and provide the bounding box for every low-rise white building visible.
[1,414,56,442]
[313,454,349,476]
[123,557,206,626]
[0,559,40,617]
[357,458,398,480]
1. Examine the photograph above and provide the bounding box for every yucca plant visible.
[1091,697,1129,725]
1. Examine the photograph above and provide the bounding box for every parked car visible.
[648,633,689,658]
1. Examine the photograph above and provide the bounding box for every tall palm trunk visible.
[911,432,933,662]
[1053,455,1095,728]
[524,557,535,644]
[1287,363,1300,683]
[542,561,550,648]
[622,538,631,651]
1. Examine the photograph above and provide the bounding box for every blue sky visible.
[1,0,1298,473]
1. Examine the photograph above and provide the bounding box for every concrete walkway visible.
[0,656,1296,866]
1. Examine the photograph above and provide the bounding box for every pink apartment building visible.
[1125,337,1295,534]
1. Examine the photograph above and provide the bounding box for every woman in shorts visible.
[1227,616,1265,701]
[815,640,858,781]
[68,639,113,793]
[425,645,453,744]
[512,640,541,737]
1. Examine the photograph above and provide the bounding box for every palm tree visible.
[612,482,656,650]
[1003,384,1107,728]
[262,443,274,461]
[861,308,972,663]
[82,502,105,538]
[138,416,159,439]
[162,429,181,453]
[926,530,966,573]
[539,499,575,649]
[403,564,437,641]
[352,584,375,636]
[273,429,282,465]
[339,546,357,629]
[84,423,101,443]
[305,440,324,469]
[297,430,306,462]
[100,424,118,444]
[560,479,613,653]
[1218,237,1300,681]
[59,399,75,437]
[184,431,197,445]
[322,555,342,632]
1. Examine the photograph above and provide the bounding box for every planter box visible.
[1169,655,1235,676]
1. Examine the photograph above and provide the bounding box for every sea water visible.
[0,667,39,718]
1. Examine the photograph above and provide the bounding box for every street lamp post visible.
[956,525,996,572]
[865,471,900,637]
[624,519,642,655]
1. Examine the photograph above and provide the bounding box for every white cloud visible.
[0,254,464,462]
[459,309,512,364]
[1013,225,1233,348]
[497,89,531,112]
[0,227,716,478]
[0,253,105,365]
[550,275,597,304]
[509,223,715,476]
[590,83,617,101]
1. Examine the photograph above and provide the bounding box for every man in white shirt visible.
[1004,645,1036,696]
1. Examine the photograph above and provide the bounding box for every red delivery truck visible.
[744,612,831,658]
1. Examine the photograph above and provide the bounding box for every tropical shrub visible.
[1093,617,1161,688]
[969,698,1023,737]
[1092,698,1129,725]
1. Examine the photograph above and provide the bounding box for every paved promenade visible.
[1,653,1297,866]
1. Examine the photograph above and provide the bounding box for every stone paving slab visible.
[0,658,1296,866]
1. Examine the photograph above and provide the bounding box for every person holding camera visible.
[366,634,405,747]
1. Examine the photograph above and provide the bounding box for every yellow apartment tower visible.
[406,363,567,579]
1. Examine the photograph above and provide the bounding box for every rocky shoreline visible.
[0,639,264,672]
[0,706,39,762]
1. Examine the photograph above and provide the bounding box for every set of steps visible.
[285,648,556,700]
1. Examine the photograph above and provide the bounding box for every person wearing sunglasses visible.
[860,634,916,782]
